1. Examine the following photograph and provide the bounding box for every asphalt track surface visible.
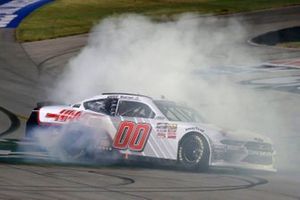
[1,6,300,200]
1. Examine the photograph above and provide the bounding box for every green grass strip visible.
[17,0,300,41]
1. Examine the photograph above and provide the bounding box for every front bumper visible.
[210,142,276,172]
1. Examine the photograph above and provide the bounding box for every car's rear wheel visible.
[178,133,209,171]
[58,125,115,162]
[60,129,92,160]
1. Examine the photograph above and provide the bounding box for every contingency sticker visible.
[156,123,177,139]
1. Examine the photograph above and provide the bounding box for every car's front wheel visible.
[178,133,209,171]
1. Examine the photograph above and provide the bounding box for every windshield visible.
[154,101,204,122]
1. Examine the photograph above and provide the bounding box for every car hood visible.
[190,122,273,144]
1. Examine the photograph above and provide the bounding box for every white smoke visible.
[29,123,118,164]
[52,14,259,101]
[47,14,296,170]
[51,14,270,132]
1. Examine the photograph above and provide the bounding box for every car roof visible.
[102,92,152,99]
[82,93,153,103]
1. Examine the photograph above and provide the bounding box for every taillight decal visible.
[45,109,81,122]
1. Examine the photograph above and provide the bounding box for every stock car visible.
[26,93,276,171]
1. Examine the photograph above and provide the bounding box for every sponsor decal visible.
[107,95,118,99]
[156,123,168,138]
[156,123,177,139]
[157,132,166,138]
[119,95,140,101]
[46,109,81,122]
[167,124,177,139]
[185,127,205,132]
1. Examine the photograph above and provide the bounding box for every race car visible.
[26,93,276,171]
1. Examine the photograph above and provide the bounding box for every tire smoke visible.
[48,14,297,171]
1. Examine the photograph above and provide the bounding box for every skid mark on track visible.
[106,176,268,193]
[241,75,300,94]
[0,164,268,194]
[1,165,150,200]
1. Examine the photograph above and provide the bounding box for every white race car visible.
[26,93,276,171]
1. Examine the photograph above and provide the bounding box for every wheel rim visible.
[182,135,204,163]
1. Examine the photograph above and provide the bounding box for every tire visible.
[60,129,91,160]
[178,133,209,171]
[58,125,114,162]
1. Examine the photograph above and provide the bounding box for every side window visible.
[84,98,118,115]
[72,104,81,108]
[117,101,155,119]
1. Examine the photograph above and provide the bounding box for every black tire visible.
[178,133,209,171]
[60,129,92,160]
[58,125,114,162]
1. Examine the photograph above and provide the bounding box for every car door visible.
[82,97,120,143]
[112,100,178,160]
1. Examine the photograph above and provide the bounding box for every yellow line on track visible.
[16,114,29,121]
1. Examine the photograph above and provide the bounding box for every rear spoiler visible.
[36,101,66,109]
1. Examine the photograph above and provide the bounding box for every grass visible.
[16,0,300,42]
[277,42,300,48]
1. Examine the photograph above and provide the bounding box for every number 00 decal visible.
[113,121,152,152]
